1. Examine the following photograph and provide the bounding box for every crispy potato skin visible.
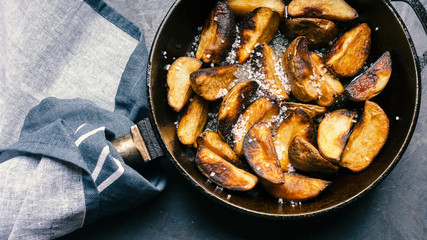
[340,101,389,172]
[177,96,209,147]
[274,108,315,171]
[345,51,392,101]
[284,18,338,47]
[289,135,339,174]
[324,23,371,77]
[284,102,326,118]
[261,173,330,201]
[167,57,202,112]
[227,0,286,17]
[232,97,276,156]
[196,131,245,169]
[249,43,290,101]
[218,80,259,144]
[196,146,258,191]
[196,1,236,63]
[318,109,356,164]
[287,0,358,22]
[190,65,238,101]
[243,122,284,184]
[237,7,280,63]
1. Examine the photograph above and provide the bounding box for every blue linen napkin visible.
[0,0,166,239]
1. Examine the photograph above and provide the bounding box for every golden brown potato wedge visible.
[190,65,238,101]
[232,97,276,156]
[196,146,258,191]
[261,173,330,201]
[243,122,284,184]
[317,109,356,164]
[218,80,259,144]
[196,1,236,63]
[287,0,358,22]
[177,96,209,147]
[310,52,344,106]
[196,131,245,169]
[289,135,339,174]
[345,51,392,102]
[282,36,318,102]
[284,102,326,118]
[227,0,286,17]
[324,23,371,77]
[260,104,280,132]
[248,43,290,101]
[274,108,315,171]
[284,18,338,47]
[340,101,389,172]
[167,57,202,112]
[236,7,280,63]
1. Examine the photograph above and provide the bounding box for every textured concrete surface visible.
[62,0,427,239]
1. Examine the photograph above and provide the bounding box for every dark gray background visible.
[62,0,427,239]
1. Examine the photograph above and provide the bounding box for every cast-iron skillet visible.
[143,0,425,219]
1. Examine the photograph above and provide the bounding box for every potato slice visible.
[282,36,318,102]
[177,96,209,147]
[261,173,330,201]
[248,43,290,101]
[243,122,284,184]
[196,131,245,169]
[340,101,389,172]
[287,0,358,22]
[318,109,356,164]
[274,109,315,171]
[284,102,326,118]
[236,7,280,63]
[196,1,236,63]
[167,57,202,112]
[324,23,371,77]
[232,97,276,156]
[196,146,258,191]
[218,80,259,143]
[289,135,339,174]
[284,18,338,47]
[227,0,286,17]
[310,52,344,107]
[345,51,392,102]
[190,65,238,101]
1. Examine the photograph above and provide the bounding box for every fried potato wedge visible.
[340,101,389,172]
[196,131,245,169]
[177,96,209,147]
[289,135,339,174]
[274,109,315,171]
[196,146,258,191]
[310,52,344,106]
[318,109,356,164]
[324,23,371,77]
[218,80,259,144]
[227,0,286,17]
[236,7,280,63]
[261,173,330,201]
[248,43,290,101]
[282,36,318,102]
[284,18,338,47]
[345,51,392,102]
[232,97,276,156]
[243,122,284,184]
[167,57,202,112]
[260,104,280,132]
[190,65,238,101]
[287,0,358,22]
[284,102,326,118]
[196,1,236,63]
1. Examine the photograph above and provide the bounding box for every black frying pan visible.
[134,0,425,219]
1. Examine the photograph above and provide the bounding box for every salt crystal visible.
[278,198,284,204]
[210,172,216,177]
[226,194,231,200]
[375,27,379,31]
[396,116,400,120]
[287,163,295,173]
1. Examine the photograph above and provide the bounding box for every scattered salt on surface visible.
[278,198,284,204]
[215,88,228,99]
[276,145,287,159]
[210,172,216,177]
[396,116,400,120]
[287,163,295,173]
[226,194,231,200]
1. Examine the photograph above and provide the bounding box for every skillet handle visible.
[111,117,164,167]
[389,0,427,34]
